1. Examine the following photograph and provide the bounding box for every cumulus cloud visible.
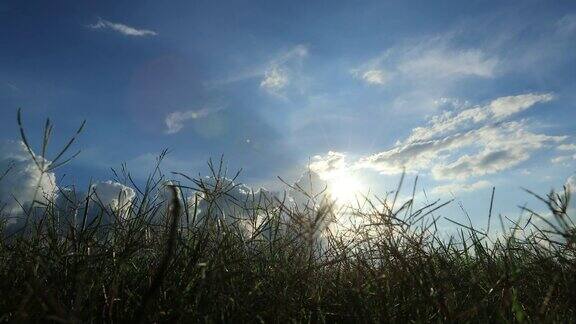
[87,18,157,37]
[55,180,182,228]
[431,180,491,196]
[0,141,58,226]
[192,175,284,240]
[52,180,135,228]
[149,180,192,225]
[289,170,331,210]
[158,180,182,206]
[309,151,347,174]
[287,170,335,250]
[164,106,225,134]
[89,181,136,219]
[356,93,565,180]
[190,169,334,244]
[195,176,277,223]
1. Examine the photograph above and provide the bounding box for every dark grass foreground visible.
[0,113,575,323]
[1,176,575,323]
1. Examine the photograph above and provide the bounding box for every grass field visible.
[0,115,575,323]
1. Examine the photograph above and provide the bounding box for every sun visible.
[325,170,364,205]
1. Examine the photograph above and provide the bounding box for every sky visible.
[1,0,575,230]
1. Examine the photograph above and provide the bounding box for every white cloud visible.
[551,155,574,164]
[287,170,335,250]
[165,106,225,134]
[260,67,289,92]
[405,93,553,143]
[558,144,576,151]
[431,180,491,196]
[151,180,188,224]
[398,47,497,79]
[50,180,136,230]
[189,170,334,251]
[356,93,565,180]
[0,140,58,226]
[88,18,157,37]
[192,169,330,220]
[259,45,308,95]
[353,37,498,88]
[489,93,554,118]
[195,176,277,222]
[206,44,308,93]
[309,151,347,174]
[520,169,531,176]
[552,144,576,164]
[567,175,576,192]
[359,69,388,85]
[350,36,502,117]
[289,169,331,210]
[89,181,136,219]
[430,126,558,180]
[275,44,308,64]
[432,97,471,110]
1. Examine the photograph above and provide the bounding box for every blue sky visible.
[1,0,575,228]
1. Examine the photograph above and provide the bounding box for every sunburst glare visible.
[324,170,364,205]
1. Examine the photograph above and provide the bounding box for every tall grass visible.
[0,113,574,323]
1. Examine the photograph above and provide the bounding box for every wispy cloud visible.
[556,14,576,35]
[260,67,289,92]
[355,69,388,85]
[2,82,19,92]
[558,143,576,151]
[165,106,225,134]
[87,18,157,37]
[273,44,309,65]
[567,175,576,191]
[431,180,491,196]
[405,93,554,143]
[351,36,500,115]
[354,93,565,180]
[397,47,497,79]
[206,44,307,95]
[551,155,574,164]
[552,143,576,164]
[259,45,308,95]
[353,37,498,87]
